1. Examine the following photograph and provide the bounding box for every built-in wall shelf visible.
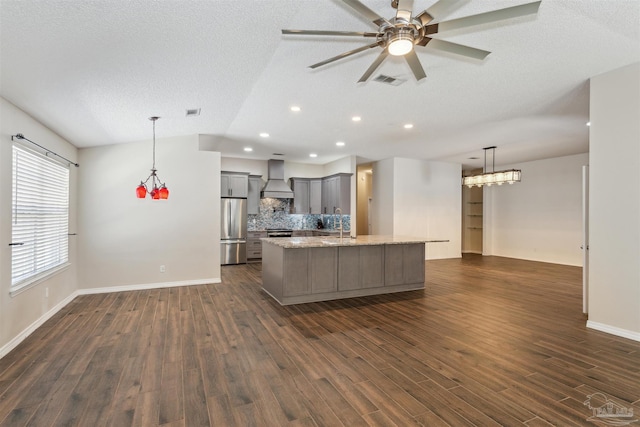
[462,179,483,254]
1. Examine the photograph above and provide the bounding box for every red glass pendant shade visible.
[136,183,147,198]
[158,186,169,199]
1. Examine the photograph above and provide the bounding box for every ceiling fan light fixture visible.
[387,30,414,56]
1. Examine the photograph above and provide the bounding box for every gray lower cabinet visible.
[246,231,266,261]
[282,247,337,297]
[262,241,425,305]
[384,244,425,286]
[283,249,310,296]
[309,247,337,294]
[338,246,384,291]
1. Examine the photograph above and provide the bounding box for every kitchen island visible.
[261,235,447,305]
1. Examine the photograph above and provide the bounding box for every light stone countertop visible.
[261,235,449,248]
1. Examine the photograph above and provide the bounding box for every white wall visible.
[372,158,462,259]
[220,157,325,181]
[322,156,354,176]
[484,153,588,266]
[371,158,395,235]
[588,62,640,340]
[0,97,78,356]
[78,134,220,290]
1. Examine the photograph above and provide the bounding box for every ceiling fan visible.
[282,0,541,82]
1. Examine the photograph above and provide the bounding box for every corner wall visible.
[77,135,220,290]
[484,153,588,266]
[588,62,640,340]
[372,158,462,259]
[0,97,79,356]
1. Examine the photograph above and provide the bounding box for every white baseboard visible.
[0,277,221,359]
[0,290,79,359]
[587,320,640,342]
[76,277,221,295]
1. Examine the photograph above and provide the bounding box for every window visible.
[11,144,70,293]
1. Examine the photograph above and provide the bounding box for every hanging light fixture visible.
[136,116,169,199]
[462,146,521,188]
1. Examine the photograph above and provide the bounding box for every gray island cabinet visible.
[261,236,443,305]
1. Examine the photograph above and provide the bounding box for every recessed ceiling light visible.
[259,132,269,138]
[352,116,361,122]
[290,106,301,112]
[244,147,253,152]
[404,123,413,129]
[336,141,345,147]
[309,153,318,158]
[586,122,591,126]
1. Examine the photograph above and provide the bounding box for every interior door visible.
[582,165,589,314]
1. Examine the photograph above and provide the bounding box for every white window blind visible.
[11,144,70,290]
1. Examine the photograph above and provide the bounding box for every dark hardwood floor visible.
[1,254,638,426]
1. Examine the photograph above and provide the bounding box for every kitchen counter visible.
[262,235,447,305]
[261,235,448,248]
[247,228,346,234]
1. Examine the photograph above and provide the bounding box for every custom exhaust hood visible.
[261,159,294,199]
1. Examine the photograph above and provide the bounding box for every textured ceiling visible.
[1,0,638,169]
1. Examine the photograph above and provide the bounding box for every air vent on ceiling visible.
[272,153,285,156]
[185,108,201,117]
[373,74,406,86]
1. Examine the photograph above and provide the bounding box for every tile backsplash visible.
[248,198,350,231]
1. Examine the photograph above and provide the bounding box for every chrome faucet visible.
[334,207,343,240]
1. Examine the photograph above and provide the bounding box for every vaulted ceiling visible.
[1,0,638,169]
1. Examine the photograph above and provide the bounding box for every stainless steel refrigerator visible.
[220,198,247,265]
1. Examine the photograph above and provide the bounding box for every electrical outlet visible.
[160,265,165,273]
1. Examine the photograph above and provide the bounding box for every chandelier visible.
[462,146,521,188]
[136,116,169,199]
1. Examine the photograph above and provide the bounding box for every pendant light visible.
[462,146,521,188]
[136,116,169,199]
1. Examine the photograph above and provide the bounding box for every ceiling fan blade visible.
[425,38,490,60]
[395,0,414,23]
[343,0,392,27]
[309,42,380,69]
[282,29,378,37]
[358,51,388,82]
[415,0,462,25]
[405,50,426,81]
[435,1,541,32]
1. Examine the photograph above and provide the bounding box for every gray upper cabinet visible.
[221,172,249,198]
[247,175,262,214]
[309,179,322,214]
[290,178,323,214]
[290,178,310,214]
[322,173,351,214]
